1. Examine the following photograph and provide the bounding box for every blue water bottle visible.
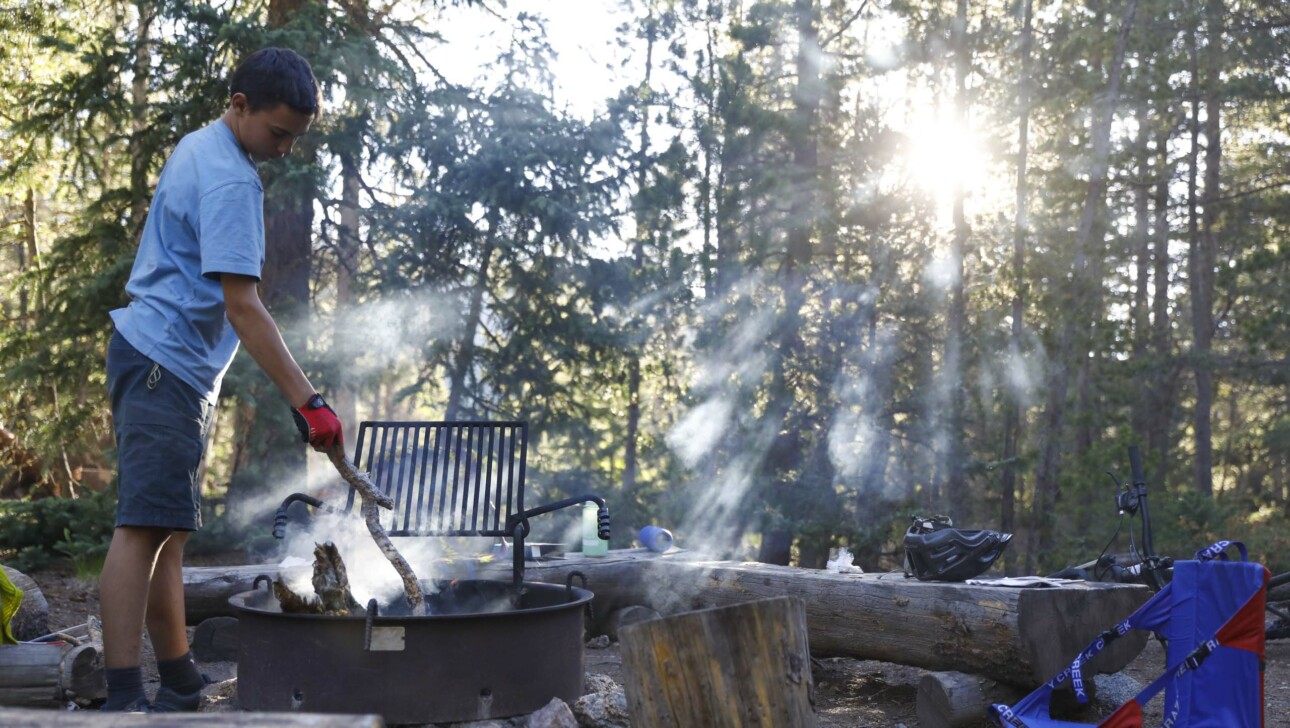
[639,525,674,552]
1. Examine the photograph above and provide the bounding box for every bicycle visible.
[1048,445,1290,640]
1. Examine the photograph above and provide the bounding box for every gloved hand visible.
[291,393,343,451]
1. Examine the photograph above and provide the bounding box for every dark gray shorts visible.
[107,330,215,531]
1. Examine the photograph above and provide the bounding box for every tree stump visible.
[917,671,1027,728]
[2,567,48,642]
[619,596,817,728]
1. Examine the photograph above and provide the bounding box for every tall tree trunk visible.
[1074,1,1112,468]
[231,0,315,516]
[943,0,970,519]
[444,214,499,422]
[1191,0,1223,497]
[333,153,361,444]
[714,58,741,298]
[624,3,658,502]
[1028,0,1138,573]
[1131,98,1151,389]
[757,0,821,566]
[1001,0,1034,570]
[1129,95,1154,453]
[699,18,719,300]
[19,188,38,325]
[129,0,154,234]
[1147,131,1175,478]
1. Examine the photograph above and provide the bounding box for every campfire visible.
[231,420,608,723]
[231,560,593,723]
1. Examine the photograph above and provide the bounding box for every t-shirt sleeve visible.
[198,180,265,281]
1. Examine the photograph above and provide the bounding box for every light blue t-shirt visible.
[110,119,264,403]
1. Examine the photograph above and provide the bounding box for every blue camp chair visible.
[991,541,1268,728]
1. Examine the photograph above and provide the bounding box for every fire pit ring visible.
[230,578,593,724]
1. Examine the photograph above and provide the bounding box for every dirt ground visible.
[22,563,1290,727]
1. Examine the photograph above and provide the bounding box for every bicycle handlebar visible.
[1128,445,1145,487]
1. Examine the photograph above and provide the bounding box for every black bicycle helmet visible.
[903,515,1012,582]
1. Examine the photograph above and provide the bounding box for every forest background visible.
[2,0,1289,578]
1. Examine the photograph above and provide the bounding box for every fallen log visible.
[0,642,104,708]
[620,596,817,728]
[185,550,1149,687]
[0,707,385,727]
[600,605,661,641]
[917,671,1028,728]
[1269,581,1289,604]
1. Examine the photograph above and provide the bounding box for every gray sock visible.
[157,651,204,695]
[103,666,147,711]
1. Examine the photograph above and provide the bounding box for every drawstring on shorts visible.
[147,363,161,390]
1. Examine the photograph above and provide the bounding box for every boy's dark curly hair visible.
[230,48,321,118]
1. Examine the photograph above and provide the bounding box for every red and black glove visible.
[292,393,343,451]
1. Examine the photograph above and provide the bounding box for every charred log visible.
[272,542,364,616]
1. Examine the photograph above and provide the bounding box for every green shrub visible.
[0,490,116,573]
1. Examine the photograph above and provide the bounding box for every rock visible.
[1092,672,1143,712]
[526,697,577,728]
[574,675,629,728]
[3,566,50,641]
[191,616,239,661]
[584,635,611,649]
[583,673,618,695]
[200,677,240,712]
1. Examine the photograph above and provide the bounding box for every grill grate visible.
[275,420,608,590]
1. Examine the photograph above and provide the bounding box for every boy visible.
[100,48,343,712]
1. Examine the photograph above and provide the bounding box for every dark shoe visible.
[151,684,203,712]
[101,696,151,713]
[152,673,212,713]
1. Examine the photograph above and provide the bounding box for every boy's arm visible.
[222,274,314,407]
[222,274,343,450]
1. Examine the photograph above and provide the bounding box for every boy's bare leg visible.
[145,531,190,661]
[146,530,206,712]
[100,526,171,669]
[99,525,171,710]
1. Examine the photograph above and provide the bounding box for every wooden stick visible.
[327,447,423,614]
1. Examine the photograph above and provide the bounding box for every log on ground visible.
[619,596,817,728]
[635,558,1150,687]
[917,671,1028,728]
[0,642,104,707]
[183,564,302,625]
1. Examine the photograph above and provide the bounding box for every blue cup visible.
[639,525,674,552]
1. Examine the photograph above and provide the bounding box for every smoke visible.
[663,276,781,560]
[322,289,463,384]
[827,316,906,501]
[277,510,451,608]
[667,397,733,467]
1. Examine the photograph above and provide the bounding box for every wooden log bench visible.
[185,548,1148,689]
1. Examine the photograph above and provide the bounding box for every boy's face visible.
[227,93,313,163]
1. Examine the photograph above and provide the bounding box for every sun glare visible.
[903,116,989,222]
